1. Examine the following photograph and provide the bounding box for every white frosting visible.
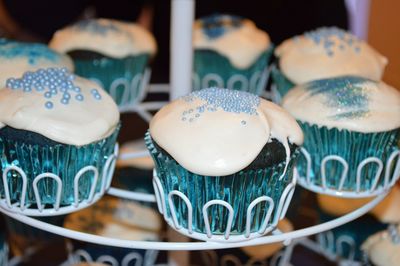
[282,76,400,133]
[241,219,293,259]
[193,15,270,69]
[275,27,387,84]
[117,139,154,169]
[49,18,157,58]
[150,88,303,176]
[0,41,73,88]
[317,186,400,223]
[0,68,119,146]
[362,226,400,266]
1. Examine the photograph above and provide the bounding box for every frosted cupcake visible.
[282,76,400,196]
[0,39,73,87]
[362,224,400,266]
[49,18,157,109]
[273,27,387,98]
[146,87,303,240]
[193,14,272,95]
[65,196,164,265]
[0,68,120,212]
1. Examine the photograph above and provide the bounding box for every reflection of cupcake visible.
[0,39,73,87]
[362,224,400,266]
[0,68,120,211]
[283,76,400,196]
[316,186,400,262]
[198,219,293,265]
[193,14,272,95]
[0,228,7,266]
[65,196,165,265]
[273,27,387,98]
[114,139,154,201]
[147,87,303,240]
[49,18,157,108]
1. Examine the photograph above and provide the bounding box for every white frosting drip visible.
[0,43,73,88]
[150,89,303,176]
[193,17,270,69]
[282,78,400,133]
[49,18,157,58]
[0,72,119,146]
[362,226,400,266]
[275,28,387,84]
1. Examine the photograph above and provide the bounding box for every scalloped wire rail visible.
[297,148,400,198]
[0,190,387,251]
[0,144,118,216]
[152,170,296,242]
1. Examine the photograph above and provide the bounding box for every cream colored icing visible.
[150,88,303,176]
[0,41,73,88]
[362,226,400,266]
[49,18,157,58]
[275,27,387,84]
[117,139,154,169]
[317,186,400,223]
[0,68,119,146]
[241,219,293,259]
[282,76,400,132]
[65,197,162,241]
[193,15,270,69]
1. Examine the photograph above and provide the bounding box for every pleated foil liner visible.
[146,132,299,235]
[270,65,295,99]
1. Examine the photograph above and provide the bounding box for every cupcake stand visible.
[1,0,399,265]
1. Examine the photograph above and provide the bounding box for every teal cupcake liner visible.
[296,122,400,193]
[270,65,295,100]
[72,54,150,107]
[193,46,273,95]
[145,132,298,236]
[0,128,119,209]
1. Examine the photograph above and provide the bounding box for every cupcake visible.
[316,186,400,262]
[49,18,157,109]
[198,219,293,265]
[193,14,272,95]
[146,87,303,240]
[273,27,387,99]
[0,39,73,87]
[0,67,120,213]
[282,76,400,196]
[65,196,165,266]
[113,139,154,202]
[0,228,7,266]
[362,224,400,266]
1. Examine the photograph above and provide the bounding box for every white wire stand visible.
[0,144,118,216]
[192,65,270,96]
[152,169,296,243]
[297,147,400,198]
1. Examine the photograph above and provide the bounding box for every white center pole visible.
[170,0,195,100]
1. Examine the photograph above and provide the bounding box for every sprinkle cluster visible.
[300,27,361,57]
[74,19,120,35]
[6,68,102,110]
[200,14,244,39]
[181,87,259,124]
[305,76,371,120]
[0,41,59,65]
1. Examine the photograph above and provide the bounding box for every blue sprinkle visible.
[195,113,200,118]
[75,94,84,101]
[61,98,69,105]
[45,101,53,109]
[44,92,52,98]
[91,88,99,95]
[241,120,247,125]
[181,117,186,121]
[50,89,57,95]
[74,86,81,93]
[94,93,102,100]
[63,92,71,100]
